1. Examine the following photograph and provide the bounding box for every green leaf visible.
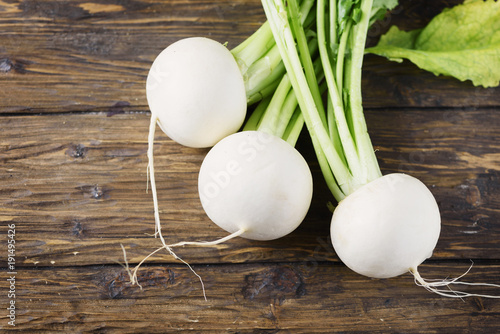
[370,0,399,24]
[366,0,500,87]
[338,0,357,35]
[372,0,398,9]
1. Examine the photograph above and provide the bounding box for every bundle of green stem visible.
[231,0,397,202]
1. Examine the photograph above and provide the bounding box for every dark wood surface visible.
[1,0,499,332]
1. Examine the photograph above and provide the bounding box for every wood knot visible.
[0,58,13,72]
[91,185,104,199]
[242,266,306,303]
[465,184,482,207]
[66,143,88,158]
[78,184,110,200]
[0,58,28,74]
[72,220,85,238]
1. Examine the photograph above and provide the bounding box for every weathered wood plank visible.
[362,55,500,109]
[1,110,498,267]
[1,262,499,333]
[0,0,265,113]
[1,0,499,114]
[1,0,499,332]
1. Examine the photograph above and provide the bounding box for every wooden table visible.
[1,0,499,332]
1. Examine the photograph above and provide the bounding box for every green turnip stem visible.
[241,46,285,102]
[232,23,284,104]
[326,97,345,166]
[262,0,355,199]
[232,0,316,105]
[335,19,351,96]
[317,0,362,179]
[276,87,301,140]
[254,38,320,140]
[344,0,382,183]
[289,0,327,130]
[246,75,282,105]
[283,110,304,145]
[257,73,293,135]
[231,22,274,70]
[260,0,384,201]
[329,0,337,57]
[243,96,271,131]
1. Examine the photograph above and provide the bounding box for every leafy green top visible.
[366,0,500,87]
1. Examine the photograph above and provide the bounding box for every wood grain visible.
[1,0,499,332]
[1,0,499,113]
[0,0,265,113]
[1,262,499,333]
[1,110,498,268]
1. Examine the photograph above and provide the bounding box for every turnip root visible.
[144,37,247,266]
[330,173,500,297]
[330,173,441,279]
[124,130,313,300]
[198,131,313,241]
[122,37,248,299]
[146,37,246,148]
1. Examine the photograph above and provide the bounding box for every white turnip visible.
[329,175,500,297]
[198,130,313,241]
[262,0,500,298]
[144,37,247,258]
[330,173,441,279]
[123,37,248,299]
[124,130,313,300]
[146,37,246,148]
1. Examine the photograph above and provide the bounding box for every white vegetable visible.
[330,173,500,298]
[144,37,247,268]
[146,37,246,148]
[198,131,313,241]
[124,130,313,300]
[330,173,441,279]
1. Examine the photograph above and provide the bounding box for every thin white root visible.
[147,116,159,237]
[119,244,142,289]
[121,229,245,301]
[146,154,150,194]
[137,119,246,300]
[166,229,246,248]
[410,262,500,299]
[143,116,209,299]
